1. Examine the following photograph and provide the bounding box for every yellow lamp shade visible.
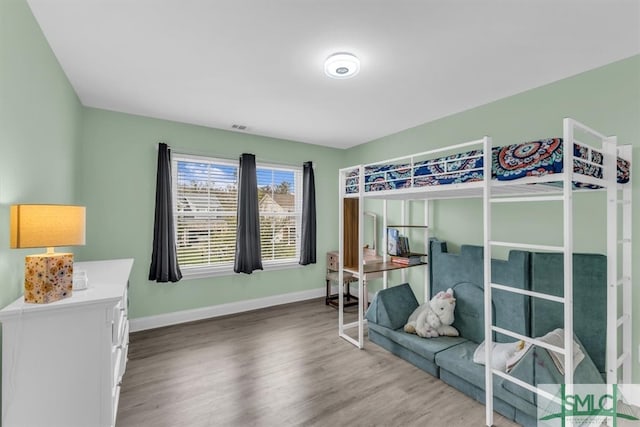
[10,204,86,304]
[10,204,86,249]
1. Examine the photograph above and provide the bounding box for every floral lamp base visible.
[24,253,73,304]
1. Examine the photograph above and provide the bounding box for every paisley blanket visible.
[345,138,630,193]
[493,138,630,184]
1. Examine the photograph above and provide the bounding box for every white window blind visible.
[257,165,302,264]
[172,154,302,276]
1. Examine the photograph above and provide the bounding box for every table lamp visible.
[10,204,86,304]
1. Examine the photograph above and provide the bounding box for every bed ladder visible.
[483,119,629,426]
[609,144,633,385]
[483,124,576,426]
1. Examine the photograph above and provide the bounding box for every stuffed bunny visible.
[404,288,459,338]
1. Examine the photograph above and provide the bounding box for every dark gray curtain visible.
[299,161,316,265]
[149,143,182,282]
[234,153,263,274]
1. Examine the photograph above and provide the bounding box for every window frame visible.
[172,153,303,279]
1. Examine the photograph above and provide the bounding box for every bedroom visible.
[0,0,639,426]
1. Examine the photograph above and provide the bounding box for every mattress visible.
[345,138,630,194]
[493,138,630,184]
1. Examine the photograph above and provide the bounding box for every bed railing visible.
[340,138,487,196]
[341,129,630,198]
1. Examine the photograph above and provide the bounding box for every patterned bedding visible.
[345,138,630,193]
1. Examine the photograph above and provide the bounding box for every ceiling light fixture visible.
[324,52,360,79]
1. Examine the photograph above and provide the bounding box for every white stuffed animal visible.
[404,288,459,338]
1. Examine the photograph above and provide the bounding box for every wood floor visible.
[117,299,519,427]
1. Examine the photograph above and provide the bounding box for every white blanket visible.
[473,340,531,373]
[473,328,584,375]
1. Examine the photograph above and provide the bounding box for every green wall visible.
[76,108,342,319]
[0,0,82,412]
[344,55,640,382]
[0,0,82,308]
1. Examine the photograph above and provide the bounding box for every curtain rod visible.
[157,144,315,169]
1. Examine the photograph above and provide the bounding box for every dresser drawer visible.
[110,334,127,426]
[111,347,122,389]
[122,288,129,315]
[111,321,129,389]
[112,383,122,427]
[112,308,126,346]
[119,340,129,380]
[112,343,128,389]
[111,292,128,346]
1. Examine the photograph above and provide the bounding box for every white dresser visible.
[0,258,133,427]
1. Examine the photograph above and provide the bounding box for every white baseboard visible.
[129,287,325,332]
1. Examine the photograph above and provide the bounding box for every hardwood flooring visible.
[117,299,519,427]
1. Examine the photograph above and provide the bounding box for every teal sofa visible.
[365,241,607,427]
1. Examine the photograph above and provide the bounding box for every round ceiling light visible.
[324,52,360,79]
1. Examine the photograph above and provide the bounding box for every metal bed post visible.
[619,145,633,384]
[483,135,493,427]
[338,166,367,349]
[401,200,407,284]
[605,136,618,385]
[424,200,430,303]
[357,165,365,348]
[383,199,388,289]
[562,118,575,387]
[338,169,345,338]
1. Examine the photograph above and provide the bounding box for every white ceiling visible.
[27,0,640,149]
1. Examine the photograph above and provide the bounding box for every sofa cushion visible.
[429,240,530,344]
[368,322,467,362]
[438,369,518,423]
[450,282,486,344]
[368,328,440,377]
[435,341,485,387]
[435,341,538,417]
[365,283,418,330]
[491,251,531,343]
[530,253,607,375]
[430,242,483,296]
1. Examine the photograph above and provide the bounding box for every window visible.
[172,153,302,277]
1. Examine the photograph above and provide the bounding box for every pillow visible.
[473,340,531,373]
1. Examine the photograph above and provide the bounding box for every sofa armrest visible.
[366,283,419,330]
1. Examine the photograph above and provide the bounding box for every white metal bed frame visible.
[337,118,632,426]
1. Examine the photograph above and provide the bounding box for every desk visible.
[346,260,427,275]
[326,248,383,310]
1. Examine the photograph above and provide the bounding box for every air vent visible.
[231,124,248,131]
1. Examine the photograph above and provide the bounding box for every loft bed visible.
[336,118,632,427]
